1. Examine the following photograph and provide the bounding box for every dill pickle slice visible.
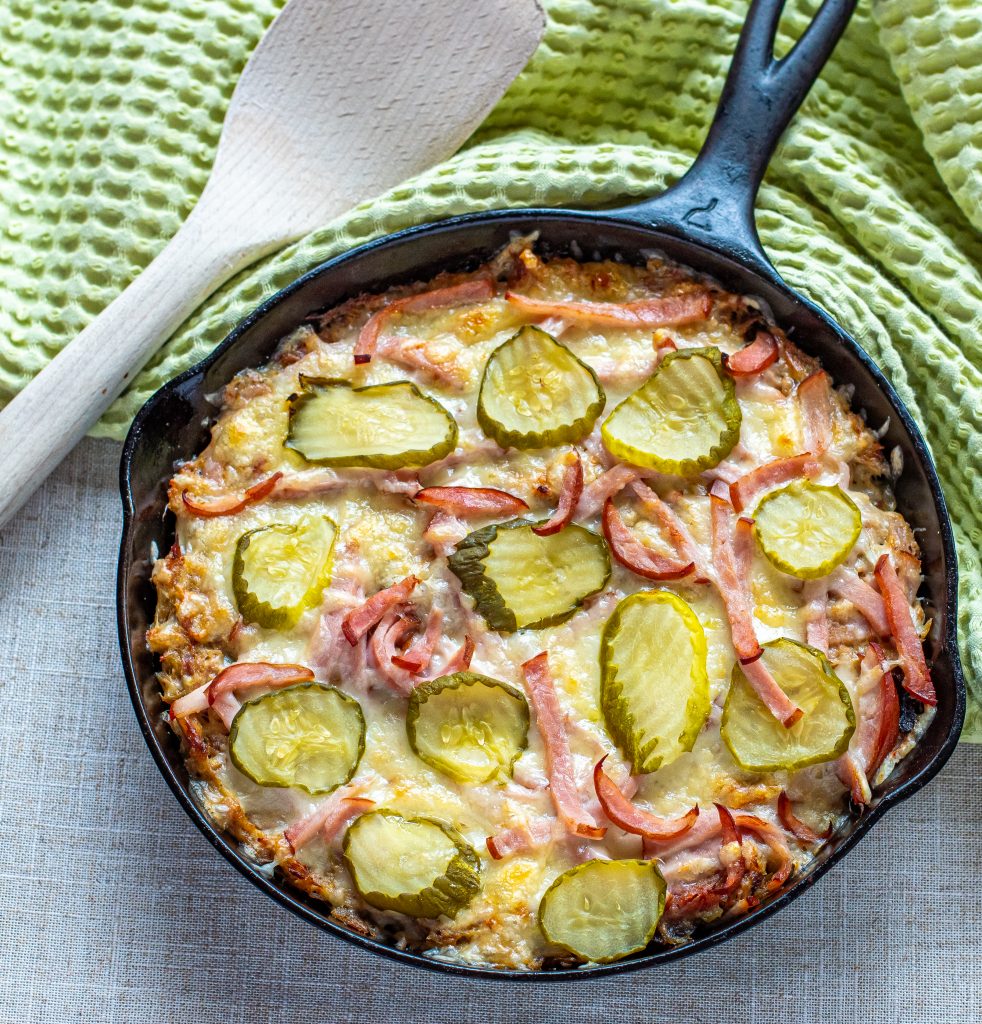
[343,810,481,918]
[286,377,457,468]
[721,638,855,772]
[407,672,530,783]
[448,519,611,631]
[600,347,740,475]
[600,591,710,774]
[477,326,605,449]
[233,514,337,629]
[538,859,666,963]
[229,683,365,794]
[753,480,861,579]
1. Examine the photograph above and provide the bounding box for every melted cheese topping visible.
[153,249,929,970]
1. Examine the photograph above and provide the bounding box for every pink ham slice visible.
[709,493,802,726]
[602,499,695,581]
[342,576,419,645]
[181,472,283,518]
[392,607,444,674]
[414,486,529,518]
[370,611,418,693]
[630,479,711,582]
[354,277,494,363]
[874,553,936,705]
[504,290,712,330]
[729,453,821,513]
[723,331,779,376]
[285,784,374,852]
[826,566,889,636]
[486,818,556,860]
[533,453,583,536]
[798,370,834,454]
[593,758,698,841]
[521,652,606,840]
[576,464,642,518]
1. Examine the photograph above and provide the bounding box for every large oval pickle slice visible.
[343,810,481,918]
[538,859,666,963]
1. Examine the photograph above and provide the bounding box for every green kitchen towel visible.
[1,0,980,740]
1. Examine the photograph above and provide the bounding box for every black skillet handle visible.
[616,0,857,274]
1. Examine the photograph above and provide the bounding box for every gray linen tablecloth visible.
[0,437,978,1024]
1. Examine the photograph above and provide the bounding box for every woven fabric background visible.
[1,0,979,738]
[0,438,978,1023]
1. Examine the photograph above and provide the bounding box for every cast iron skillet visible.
[118,0,965,979]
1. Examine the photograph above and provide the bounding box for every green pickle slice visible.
[233,514,337,628]
[448,519,611,631]
[229,683,365,794]
[600,590,710,774]
[722,638,855,772]
[286,377,457,468]
[477,326,605,449]
[343,810,481,918]
[539,860,667,963]
[601,347,740,476]
[753,480,862,579]
[407,672,530,783]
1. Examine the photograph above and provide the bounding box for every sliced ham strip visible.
[827,566,889,635]
[422,510,470,557]
[202,662,314,729]
[392,607,444,674]
[594,758,698,840]
[710,494,802,726]
[307,580,367,681]
[715,804,747,897]
[181,472,283,518]
[577,464,641,518]
[729,453,821,513]
[376,334,464,388]
[630,479,711,582]
[777,791,830,844]
[732,515,756,579]
[272,468,420,499]
[504,290,712,330]
[486,818,556,860]
[521,652,606,840]
[442,635,475,674]
[798,370,834,455]
[285,784,373,852]
[354,277,494,363]
[802,579,830,655]
[722,331,779,376]
[169,682,212,719]
[873,553,936,705]
[837,643,901,804]
[342,576,419,645]
[414,486,529,518]
[370,611,418,694]
[602,499,695,581]
[533,453,583,536]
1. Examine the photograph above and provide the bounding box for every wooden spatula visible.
[0,0,544,528]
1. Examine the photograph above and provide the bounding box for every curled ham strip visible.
[729,453,821,513]
[414,486,529,518]
[777,791,830,844]
[576,464,641,518]
[342,576,419,645]
[521,652,606,840]
[533,452,583,536]
[442,635,475,673]
[181,472,283,518]
[630,479,711,582]
[354,277,494,363]
[826,566,889,635]
[723,331,779,376]
[874,553,936,705]
[392,607,444,674]
[798,370,834,455]
[370,611,418,693]
[504,290,712,330]
[802,579,830,654]
[594,758,698,840]
[271,468,420,499]
[307,580,366,681]
[285,785,374,852]
[603,499,694,580]
[174,662,315,730]
[710,493,802,726]
[837,643,901,804]
[422,510,470,557]
[376,334,463,388]
[486,818,556,860]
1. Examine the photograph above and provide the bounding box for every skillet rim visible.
[117,206,966,980]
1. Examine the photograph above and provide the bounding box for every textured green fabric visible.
[1,0,980,739]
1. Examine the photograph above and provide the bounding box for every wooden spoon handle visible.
[0,211,267,528]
